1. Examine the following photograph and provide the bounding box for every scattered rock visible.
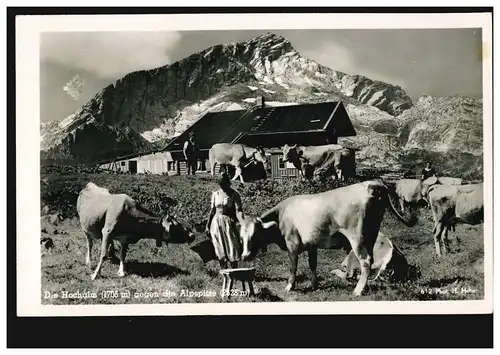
[40,237,54,250]
[473,259,484,274]
[41,205,50,216]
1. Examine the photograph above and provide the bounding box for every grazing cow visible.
[282,144,356,182]
[209,143,267,183]
[239,180,415,296]
[421,177,463,207]
[393,177,438,214]
[77,183,196,280]
[428,183,484,257]
[393,176,462,213]
[331,232,409,283]
[437,177,463,186]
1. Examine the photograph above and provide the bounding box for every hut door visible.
[129,161,138,174]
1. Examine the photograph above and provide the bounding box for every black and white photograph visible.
[15,11,492,316]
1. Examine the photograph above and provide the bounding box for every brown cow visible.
[428,183,484,256]
[77,183,196,280]
[282,144,356,182]
[332,232,409,283]
[209,143,267,183]
[239,180,415,296]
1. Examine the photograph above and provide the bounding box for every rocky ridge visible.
[40,32,482,178]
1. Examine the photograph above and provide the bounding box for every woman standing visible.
[205,173,244,269]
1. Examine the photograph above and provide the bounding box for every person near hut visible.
[183,132,199,175]
[205,173,244,269]
[420,161,437,181]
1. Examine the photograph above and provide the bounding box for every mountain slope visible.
[41,32,414,164]
[398,95,483,155]
[40,32,483,179]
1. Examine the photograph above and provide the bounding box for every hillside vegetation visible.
[40,172,484,304]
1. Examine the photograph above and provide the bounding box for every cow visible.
[421,177,463,207]
[393,176,463,214]
[238,180,416,296]
[437,177,463,186]
[209,143,267,183]
[331,232,409,284]
[282,144,356,182]
[428,183,484,257]
[393,177,438,214]
[77,183,196,280]
[421,177,463,214]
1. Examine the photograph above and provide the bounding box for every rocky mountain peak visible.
[247,32,294,52]
[42,32,478,171]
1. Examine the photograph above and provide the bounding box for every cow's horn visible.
[262,221,277,229]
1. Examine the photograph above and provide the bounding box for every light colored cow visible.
[437,177,463,186]
[77,183,196,280]
[209,143,267,183]
[421,177,463,206]
[394,177,438,214]
[331,232,409,283]
[282,144,356,182]
[428,183,484,256]
[239,180,416,296]
[393,176,462,213]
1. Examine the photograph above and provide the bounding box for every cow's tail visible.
[383,180,418,227]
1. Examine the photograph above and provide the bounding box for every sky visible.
[40,28,483,123]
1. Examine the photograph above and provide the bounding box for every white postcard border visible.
[16,12,493,317]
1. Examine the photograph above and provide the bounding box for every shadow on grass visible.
[316,279,358,292]
[127,261,190,278]
[255,287,283,302]
[422,276,468,288]
[386,263,421,284]
[254,274,306,283]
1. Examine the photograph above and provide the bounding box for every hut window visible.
[121,162,125,166]
[279,158,285,169]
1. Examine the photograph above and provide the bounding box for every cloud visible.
[302,41,407,90]
[40,31,182,78]
[306,42,353,73]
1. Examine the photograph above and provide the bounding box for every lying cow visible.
[239,180,416,296]
[77,183,196,280]
[428,183,483,257]
[209,143,267,183]
[394,176,462,214]
[282,144,356,182]
[331,232,409,283]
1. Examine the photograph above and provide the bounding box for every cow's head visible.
[239,216,277,261]
[159,213,196,246]
[282,144,299,163]
[253,146,267,164]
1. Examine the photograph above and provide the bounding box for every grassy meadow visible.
[40,168,484,304]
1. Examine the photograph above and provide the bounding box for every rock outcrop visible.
[41,32,415,164]
[40,32,483,179]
